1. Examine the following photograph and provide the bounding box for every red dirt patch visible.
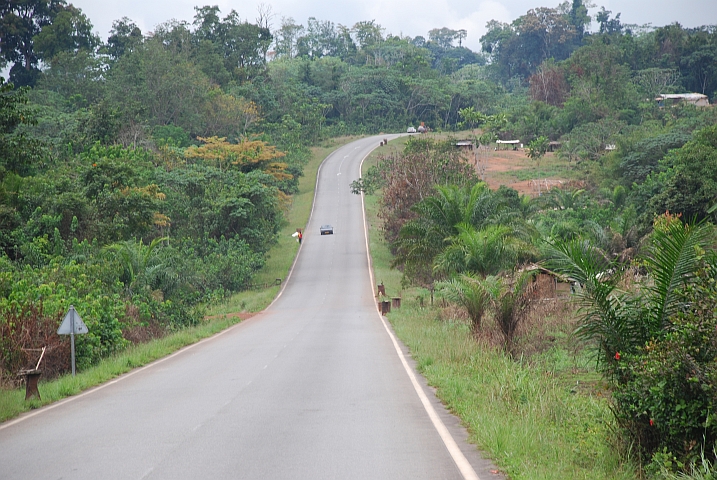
[476,148,566,196]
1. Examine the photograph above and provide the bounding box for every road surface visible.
[0,135,501,479]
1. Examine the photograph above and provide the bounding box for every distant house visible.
[455,140,474,150]
[496,139,521,150]
[657,93,710,107]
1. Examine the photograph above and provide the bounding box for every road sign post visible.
[57,305,88,376]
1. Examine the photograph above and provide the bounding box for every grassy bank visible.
[0,136,359,423]
[362,137,636,479]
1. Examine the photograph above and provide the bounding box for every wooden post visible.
[20,370,42,400]
[380,300,391,315]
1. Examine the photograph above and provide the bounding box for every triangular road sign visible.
[57,305,88,335]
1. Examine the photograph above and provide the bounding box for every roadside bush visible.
[614,262,717,472]
[0,261,128,376]
[644,125,717,221]
[548,217,717,473]
[129,291,201,331]
[171,236,265,297]
[0,302,68,382]
[351,138,478,245]
[0,252,207,378]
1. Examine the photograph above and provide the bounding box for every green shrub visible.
[548,218,717,472]
[172,236,265,296]
[614,262,717,469]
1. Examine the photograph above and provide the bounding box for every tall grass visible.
[389,307,634,479]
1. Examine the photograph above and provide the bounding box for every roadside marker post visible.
[57,305,89,376]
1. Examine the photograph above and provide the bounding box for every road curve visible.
[0,135,501,480]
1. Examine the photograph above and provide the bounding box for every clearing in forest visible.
[477,148,575,196]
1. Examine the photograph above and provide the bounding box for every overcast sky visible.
[70,0,716,53]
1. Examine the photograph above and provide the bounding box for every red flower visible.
[650,419,654,426]
[614,352,621,360]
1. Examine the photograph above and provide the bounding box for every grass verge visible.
[363,137,636,479]
[0,136,359,423]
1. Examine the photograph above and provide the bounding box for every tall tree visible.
[568,0,591,41]
[296,17,341,59]
[33,4,98,60]
[192,5,222,43]
[219,10,272,81]
[595,7,623,35]
[520,7,576,66]
[0,78,42,176]
[273,17,305,58]
[481,7,576,82]
[0,0,65,86]
[351,20,383,50]
[428,27,459,49]
[105,17,143,61]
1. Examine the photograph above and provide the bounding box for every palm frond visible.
[545,238,640,363]
[646,220,713,329]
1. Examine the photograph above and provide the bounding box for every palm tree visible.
[644,220,714,333]
[435,223,537,277]
[104,237,175,297]
[546,219,715,371]
[542,187,585,211]
[492,269,539,355]
[392,183,496,286]
[436,274,499,332]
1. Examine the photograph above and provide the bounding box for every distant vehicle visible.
[407,126,417,133]
[417,125,427,133]
[320,224,334,235]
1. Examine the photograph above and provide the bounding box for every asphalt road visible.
[0,135,501,480]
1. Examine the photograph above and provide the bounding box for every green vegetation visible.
[2,1,717,477]
[0,137,346,422]
[547,215,717,475]
[363,157,633,478]
[390,309,634,480]
[362,133,717,478]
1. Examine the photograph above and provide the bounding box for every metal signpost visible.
[57,305,88,376]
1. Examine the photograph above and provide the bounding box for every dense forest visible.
[2,0,717,475]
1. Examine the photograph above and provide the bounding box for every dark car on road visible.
[320,225,334,235]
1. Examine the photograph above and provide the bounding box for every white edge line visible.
[359,137,481,480]
[2,148,345,431]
